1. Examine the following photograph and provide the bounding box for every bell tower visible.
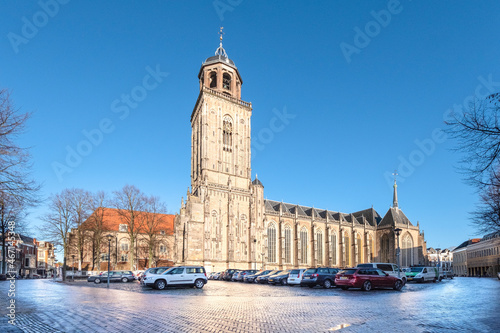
[190,28,252,196]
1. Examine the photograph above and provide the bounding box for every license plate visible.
[289,279,295,281]
[340,277,348,280]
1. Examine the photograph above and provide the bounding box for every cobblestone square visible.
[1,277,499,332]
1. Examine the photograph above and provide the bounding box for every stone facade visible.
[175,40,427,273]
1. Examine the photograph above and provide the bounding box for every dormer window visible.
[119,224,127,232]
[223,73,231,90]
[209,72,217,88]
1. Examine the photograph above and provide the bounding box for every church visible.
[174,32,427,273]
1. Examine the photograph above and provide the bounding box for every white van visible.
[356,263,407,284]
[405,266,439,283]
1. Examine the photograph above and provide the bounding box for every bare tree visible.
[40,189,74,281]
[113,185,146,271]
[0,89,40,204]
[447,93,500,187]
[85,191,109,271]
[0,192,28,274]
[142,195,168,269]
[470,168,500,234]
[68,189,92,271]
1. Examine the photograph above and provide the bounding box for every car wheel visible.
[362,280,372,291]
[155,279,167,290]
[433,278,437,283]
[94,278,101,284]
[194,279,205,289]
[121,277,128,283]
[394,280,403,291]
[281,279,287,286]
[323,279,332,289]
[341,286,349,290]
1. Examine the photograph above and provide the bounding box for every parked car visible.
[87,270,135,284]
[497,272,500,280]
[300,267,340,289]
[256,270,281,284]
[405,266,439,283]
[143,266,208,290]
[335,267,404,291]
[235,269,259,282]
[140,266,171,285]
[287,269,306,286]
[231,270,243,281]
[244,270,271,283]
[356,263,407,284]
[268,270,290,285]
[221,269,239,281]
[212,272,222,280]
[133,270,145,280]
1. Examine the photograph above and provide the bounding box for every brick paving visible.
[1,277,499,332]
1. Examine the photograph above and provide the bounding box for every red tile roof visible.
[82,208,174,235]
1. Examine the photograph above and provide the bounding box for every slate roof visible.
[264,199,364,224]
[252,178,264,187]
[352,208,382,227]
[377,207,414,228]
[482,230,500,241]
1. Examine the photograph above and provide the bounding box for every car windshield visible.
[339,269,357,275]
[410,267,424,272]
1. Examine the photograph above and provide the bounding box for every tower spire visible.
[392,170,398,208]
[215,27,228,57]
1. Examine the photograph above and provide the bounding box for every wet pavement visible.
[1,277,499,332]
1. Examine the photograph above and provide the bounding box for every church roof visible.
[264,199,355,221]
[378,207,414,228]
[352,208,382,227]
[252,178,264,187]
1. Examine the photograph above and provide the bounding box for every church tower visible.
[176,29,262,272]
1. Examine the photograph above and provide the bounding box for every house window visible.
[159,244,166,253]
[120,254,128,262]
[119,224,127,232]
[160,230,165,235]
[267,223,277,263]
[39,251,45,259]
[25,258,30,266]
[101,253,109,261]
[120,242,129,251]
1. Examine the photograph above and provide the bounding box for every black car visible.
[256,270,281,284]
[244,270,272,283]
[268,270,290,285]
[87,270,135,284]
[222,269,239,281]
[300,267,340,288]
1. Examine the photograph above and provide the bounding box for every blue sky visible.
[1,0,500,249]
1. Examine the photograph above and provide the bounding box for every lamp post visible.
[435,248,441,280]
[394,228,402,278]
[71,255,75,282]
[107,234,113,288]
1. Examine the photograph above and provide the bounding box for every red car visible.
[335,268,404,291]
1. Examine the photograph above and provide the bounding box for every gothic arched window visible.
[300,228,308,265]
[316,229,323,266]
[402,234,413,267]
[381,234,390,262]
[223,73,231,90]
[223,116,233,152]
[284,225,292,264]
[268,222,277,263]
[330,232,337,266]
[209,71,217,88]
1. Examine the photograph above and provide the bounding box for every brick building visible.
[69,208,175,272]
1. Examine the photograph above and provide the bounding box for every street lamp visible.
[107,234,113,288]
[394,228,402,278]
[71,255,75,282]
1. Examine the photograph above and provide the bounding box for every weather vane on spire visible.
[215,27,228,57]
[219,27,224,42]
[392,170,398,183]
